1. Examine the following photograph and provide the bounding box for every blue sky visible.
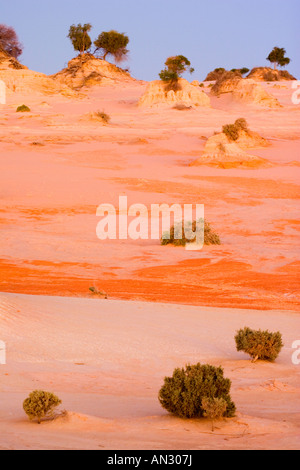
[1,0,299,80]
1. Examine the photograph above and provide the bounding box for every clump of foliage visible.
[231,67,249,76]
[95,110,110,124]
[89,286,108,298]
[159,55,194,91]
[68,23,92,55]
[235,327,283,362]
[222,118,249,141]
[267,47,290,70]
[23,390,62,424]
[94,30,129,63]
[159,363,236,419]
[0,24,23,58]
[161,219,220,247]
[173,104,192,111]
[17,105,30,112]
[202,397,228,431]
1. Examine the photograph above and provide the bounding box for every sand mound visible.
[0,50,75,97]
[212,75,281,108]
[139,78,210,107]
[233,79,281,107]
[52,53,134,89]
[191,132,271,169]
[247,67,296,81]
[210,71,242,95]
[0,49,26,70]
[205,68,242,82]
[233,129,269,149]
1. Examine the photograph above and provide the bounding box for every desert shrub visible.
[173,104,192,111]
[159,363,236,419]
[89,286,108,298]
[222,123,239,141]
[234,117,248,132]
[202,397,228,431]
[240,67,250,76]
[23,390,62,424]
[235,327,283,362]
[16,105,30,112]
[199,83,204,87]
[95,111,110,124]
[161,219,220,247]
[223,118,249,141]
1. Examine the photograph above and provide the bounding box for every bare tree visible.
[0,24,23,58]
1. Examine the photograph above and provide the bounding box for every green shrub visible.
[161,219,220,247]
[235,327,283,362]
[23,390,62,424]
[17,105,30,112]
[202,397,228,431]
[159,363,236,419]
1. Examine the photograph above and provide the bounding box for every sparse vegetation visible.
[0,24,23,58]
[267,47,290,70]
[94,30,129,63]
[16,105,30,112]
[222,118,249,141]
[23,390,62,424]
[89,286,108,298]
[68,24,92,55]
[161,219,220,247]
[231,67,249,76]
[159,363,236,419]
[235,327,284,362]
[159,55,194,91]
[173,104,192,111]
[95,111,110,124]
[202,397,228,431]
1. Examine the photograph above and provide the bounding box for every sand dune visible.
[0,56,299,450]
[0,293,299,450]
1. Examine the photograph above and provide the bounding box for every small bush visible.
[159,363,236,419]
[223,123,239,141]
[17,105,30,112]
[235,327,283,362]
[234,118,248,132]
[223,118,249,141]
[95,111,110,124]
[89,286,108,298]
[202,397,228,431]
[173,104,192,111]
[161,219,220,247]
[23,390,62,424]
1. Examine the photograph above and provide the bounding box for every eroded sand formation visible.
[139,78,210,107]
[51,53,135,89]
